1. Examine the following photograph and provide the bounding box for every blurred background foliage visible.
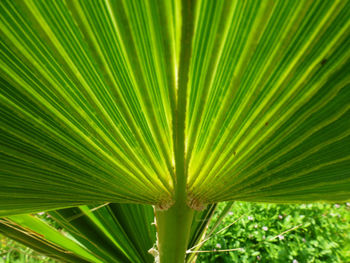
[197,202,350,263]
[0,235,56,263]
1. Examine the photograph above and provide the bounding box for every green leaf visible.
[1,203,157,263]
[48,204,156,263]
[1,203,218,263]
[1,0,177,215]
[185,0,350,204]
[1,0,349,216]
[0,215,97,263]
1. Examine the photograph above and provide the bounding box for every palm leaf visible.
[48,204,155,263]
[1,0,349,261]
[0,215,98,263]
[1,203,216,263]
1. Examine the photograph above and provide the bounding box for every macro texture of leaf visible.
[1,0,349,216]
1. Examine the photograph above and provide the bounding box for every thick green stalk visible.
[155,1,196,262]
[155,197,194,263]
[155,121,194,263]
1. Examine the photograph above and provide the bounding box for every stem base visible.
[155,201,194,263]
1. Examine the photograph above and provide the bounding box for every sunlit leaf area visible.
[1,0,349,262]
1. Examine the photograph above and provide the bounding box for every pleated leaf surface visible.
[1,0,349,216]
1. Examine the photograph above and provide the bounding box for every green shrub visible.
[197,202,350,263]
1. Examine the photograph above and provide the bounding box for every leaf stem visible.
[155,0,196,262]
